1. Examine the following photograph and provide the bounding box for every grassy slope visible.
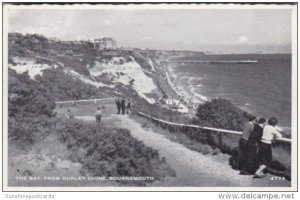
[7,33,176,186]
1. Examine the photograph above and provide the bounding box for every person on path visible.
[66,109,74,119]
[254,117,282,178]
[121,97,126,115]
[95,107,103,125]
[115,98,121,114]
[126,100,131,114]
[238,115,256,170]
[240,118,266,175]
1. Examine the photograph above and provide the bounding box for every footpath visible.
[78,114,290,187]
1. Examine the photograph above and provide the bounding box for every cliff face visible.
[7,33,165,104]
[8,33,205,106]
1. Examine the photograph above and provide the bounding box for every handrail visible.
[137,111,291,144]
[55,97,115,104]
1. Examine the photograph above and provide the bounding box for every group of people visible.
[238,116,282,178]
[94,97,131,126]
[115,97,131,115]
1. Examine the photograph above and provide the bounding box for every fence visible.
[55,97,116,105]
[54,98,292,146]
[136,111,291,147]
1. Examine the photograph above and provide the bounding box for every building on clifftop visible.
[93,37,117,50]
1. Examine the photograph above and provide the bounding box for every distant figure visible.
[240,118,266,175]
[254,117,282,178]
[126,100,131,114]
[238,115,256,170]
[115,98,121,114]
[66,109,74,119]
[121,97,126,115]
[95,107,102,124]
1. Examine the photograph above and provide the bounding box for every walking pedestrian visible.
[95,107,102,124]
[66,109,74,119]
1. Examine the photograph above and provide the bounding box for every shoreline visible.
[154,57,291,132]
[158,61,207,116]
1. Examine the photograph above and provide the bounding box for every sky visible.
[7,6,293,53]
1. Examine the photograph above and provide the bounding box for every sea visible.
[168,54,292,127]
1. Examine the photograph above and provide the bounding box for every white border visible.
[2,3,298,192]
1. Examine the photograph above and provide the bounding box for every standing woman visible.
[238,115,256,170]
[254,117,282,178]
[240,118,266,175]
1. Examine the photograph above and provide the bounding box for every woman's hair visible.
[258,118,266,124]
[249,115,256,122]
[268,117,278,126]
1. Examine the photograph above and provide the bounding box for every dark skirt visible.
[242,139,259,174]
[238,138,249,169]
[258,141,272,167]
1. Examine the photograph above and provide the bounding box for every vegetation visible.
[8,66,174,185]
[194,98,253,131]
[35,68,104,101]
[8,69,55,118]
[8,33,51,57]
[8,68,56,146]
[58,118,174,186]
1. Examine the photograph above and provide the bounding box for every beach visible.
[163,54,291,128]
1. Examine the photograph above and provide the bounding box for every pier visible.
[162,60,258,64]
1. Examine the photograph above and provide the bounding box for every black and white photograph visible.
[2,3,297,191]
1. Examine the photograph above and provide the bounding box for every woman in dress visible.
[240,118,266,175]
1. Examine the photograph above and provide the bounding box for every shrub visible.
[194,98,253,131]
[35,68,104,101]
[58,118,175,186]
[8,69,55,118]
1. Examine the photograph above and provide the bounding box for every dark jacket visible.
[248,124,263,144]
[115,100,121,108]
[120,99,126,107]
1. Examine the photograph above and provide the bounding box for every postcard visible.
[2,3,297,191]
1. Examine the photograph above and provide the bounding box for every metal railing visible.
[137,111,291,144]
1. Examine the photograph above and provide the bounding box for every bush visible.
[58,118,175,186]
[8,69,55,118]
[35,68,103,101]
[194,98,253,131]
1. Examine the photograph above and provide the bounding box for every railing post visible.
[218,131,223,149]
